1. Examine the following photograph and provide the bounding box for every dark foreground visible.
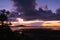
[20,29,60,40]
[1,25,60,40]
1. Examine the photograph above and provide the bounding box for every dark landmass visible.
[17,29,60,40]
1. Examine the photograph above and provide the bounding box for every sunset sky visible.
[0,0,60,31]
[0,0,60,12]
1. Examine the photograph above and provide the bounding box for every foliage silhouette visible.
[0,9,10,26]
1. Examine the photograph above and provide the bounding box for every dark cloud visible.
[12,0,40,20]
[12,0,60,21]
[12,0,36,12]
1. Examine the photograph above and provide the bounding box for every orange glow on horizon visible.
[42,21,60,26]
[10,18,44,26]
[10,18,60,27]
[17,18,44,24]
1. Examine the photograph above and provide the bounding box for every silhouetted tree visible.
[0,9,20,40]
[0,9,10,26]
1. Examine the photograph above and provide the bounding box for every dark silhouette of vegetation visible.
[0,9,10,26]
[0,9,21,40]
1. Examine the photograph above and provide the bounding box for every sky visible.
[0,0,60,27]
[0,0,60,12]
[36,0,60,12]
[0,0,13,11]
